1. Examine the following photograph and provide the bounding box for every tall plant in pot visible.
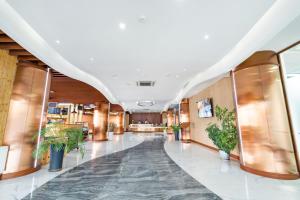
[205,105,237,160]
[171,124,181,141]
[33,123,85,171]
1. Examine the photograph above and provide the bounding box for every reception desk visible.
[129,124,163,132]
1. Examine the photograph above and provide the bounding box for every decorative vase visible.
[174,131,179,141]
[49,144,65,172]
[219,150,230,160]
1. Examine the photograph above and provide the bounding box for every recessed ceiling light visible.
[119,22,126,30]
[55,40,60,44]
[204,34,210,40]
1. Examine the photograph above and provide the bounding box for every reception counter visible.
[129,124,163,132]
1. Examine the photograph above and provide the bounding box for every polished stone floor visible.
[22,135,221,200]
[1,132,300,200]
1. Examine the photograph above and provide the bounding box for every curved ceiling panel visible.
[1,0,299,111]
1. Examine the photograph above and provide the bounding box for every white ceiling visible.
[1,0,300,112]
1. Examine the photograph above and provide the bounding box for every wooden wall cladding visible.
[49,76,108,104]
[0,49,17,145]
[188,77,239,156]
[129,113,162,124]
[110,104,124,112]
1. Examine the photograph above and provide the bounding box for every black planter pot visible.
[174,131,179,141]
[49,144,65,172]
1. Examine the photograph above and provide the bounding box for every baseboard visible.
[190,139,240,160]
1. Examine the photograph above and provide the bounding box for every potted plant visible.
[171,124,181,141]
[33,123,85,171]
[205,105,237,160]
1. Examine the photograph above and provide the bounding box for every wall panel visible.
[189,77,239,156]
[0,49,17,145]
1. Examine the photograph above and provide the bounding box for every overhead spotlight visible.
[204,34,210,40]
[119,22,126,30]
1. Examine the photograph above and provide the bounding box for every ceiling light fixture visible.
[204,34,210,40]
[89,57,94,62]
[55,40,60,44]
[119,22,126,30]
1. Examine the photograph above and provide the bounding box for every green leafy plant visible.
[171,124,181,133]
[33,123,85,159]
[205,105,237,154]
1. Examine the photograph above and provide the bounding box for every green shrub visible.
[205,105,237,154]
[171,124,181,133]
[33,123,85,159]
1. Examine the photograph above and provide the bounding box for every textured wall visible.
[189,77,239,156]
[0,49,17,145]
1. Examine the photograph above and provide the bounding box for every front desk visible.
[129,124,163,132]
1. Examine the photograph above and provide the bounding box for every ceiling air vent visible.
[137,100,155,107]
[136,81,155,87]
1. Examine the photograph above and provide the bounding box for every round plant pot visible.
[49,144,65,172]
[174,131,179,141]
[219,150,230,160]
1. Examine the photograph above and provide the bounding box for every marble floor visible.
[0,133,144,200]
[164,136,300,200]
[22,134,221,200]
[0,132,300,200]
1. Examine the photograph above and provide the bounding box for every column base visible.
[240,164,299,180]
[0,165,41,180]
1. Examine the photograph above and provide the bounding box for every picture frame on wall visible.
[197,98,213,118]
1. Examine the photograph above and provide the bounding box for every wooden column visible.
[167,110,174,134]
[180,98,191,143]
[232,51,299,179]
[114,112,124,135]
[93,102,109,141]
[1,65,51,179]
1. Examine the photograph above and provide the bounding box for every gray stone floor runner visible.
[23,136,222,200]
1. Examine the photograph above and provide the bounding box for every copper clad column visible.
[93,102,109,141]
[2,65,51,179]
[232,51,299,179]
[114,112,124,135]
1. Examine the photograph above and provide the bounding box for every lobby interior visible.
[1,1,300,200]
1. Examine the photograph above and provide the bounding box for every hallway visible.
[22,135,220,200]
